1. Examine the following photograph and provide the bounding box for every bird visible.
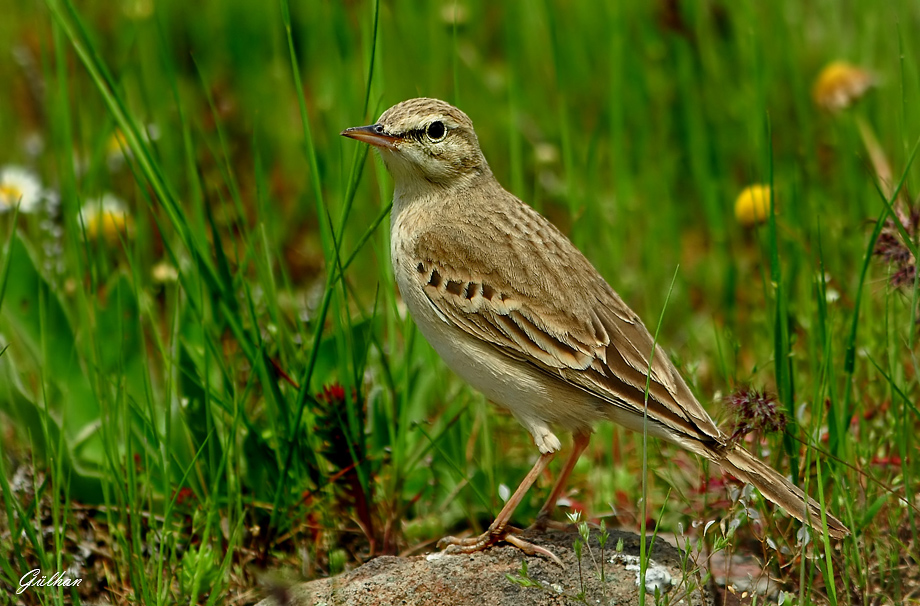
[341,97,850,561]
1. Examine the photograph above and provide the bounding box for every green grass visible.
[0,0,918,603]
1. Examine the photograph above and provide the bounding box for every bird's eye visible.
[426,120,447,142]
[374,124,384,134]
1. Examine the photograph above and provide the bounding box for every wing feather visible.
[410,202,722,445]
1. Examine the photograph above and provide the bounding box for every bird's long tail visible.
[712,445,850,539]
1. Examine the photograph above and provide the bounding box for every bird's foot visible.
[438,524,563,566]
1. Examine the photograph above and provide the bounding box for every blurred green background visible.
[0,0,917,603]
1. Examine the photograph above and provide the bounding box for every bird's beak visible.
[340,124,400,150]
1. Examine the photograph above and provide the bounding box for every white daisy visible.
[0,165,44,214]
[79,193,134,243]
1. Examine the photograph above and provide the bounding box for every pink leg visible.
[532,431,591,527]
[438,451,563,565]
[491,451,554,529]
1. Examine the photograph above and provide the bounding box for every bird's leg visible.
[438,451,562,565]
[529,430,591,531]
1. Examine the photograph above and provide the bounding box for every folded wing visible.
[411,198,723,446]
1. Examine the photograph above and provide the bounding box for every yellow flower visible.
[734,184,773,227]
[812,61,873,112]
[79,193,134,244]
[0,165,43,214]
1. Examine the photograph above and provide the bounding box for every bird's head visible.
[342,97,490,191]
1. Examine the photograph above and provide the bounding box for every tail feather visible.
[715,446,850,539]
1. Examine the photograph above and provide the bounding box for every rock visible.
[256,527,710,606]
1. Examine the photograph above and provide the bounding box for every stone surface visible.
[256,527,711,606]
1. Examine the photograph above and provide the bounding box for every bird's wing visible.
[410,199,722,444]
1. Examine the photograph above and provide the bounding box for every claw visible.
[505,534,564,567]
[437,524,563,566]
[434,452,565,565]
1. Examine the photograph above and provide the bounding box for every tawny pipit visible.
[342,98,849,560]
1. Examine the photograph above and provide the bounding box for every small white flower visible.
[79,192,126,222]
[497,483,510,503]
[796,525,811,547]
[152,262,179,283]
[534,142,559,165]
[78,193,134,243]
[0,165,43,214]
